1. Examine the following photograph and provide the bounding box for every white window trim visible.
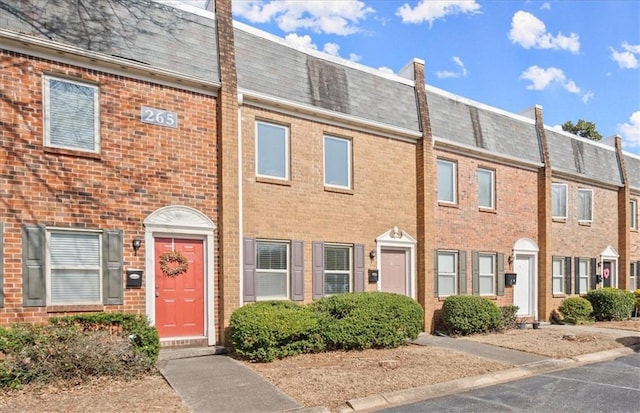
[437,159,457,204]
[631,199,638,230]
[478,253,496,296]
[552,257,565,294]
[45,227,103,306]
[255,240,290,301]
[255,121,290,180]
[437,250,458,297]
[552,183,568,219]
[478,168,495,210]
[43,74,100,153]
[324,243,353,295]
[577,188,593,223]
[630,262,637,292]
[577,258,590,295]
[323,135,352,189]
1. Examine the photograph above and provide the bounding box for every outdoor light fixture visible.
[132,238,142,255]
[369,249,376,260]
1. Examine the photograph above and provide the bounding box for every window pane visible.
[325,246,350,271]
[49,232,101,304]
[325,273,349,294]
[48,79,97,151]
[51,269,100,303]
[578,190,592,221]
[631,201,637,229]
[478,169,493,208]
[552,184,566,217]
[579,278,588,293]
[552,259,563,275]
[257,242,287,270]
[479,276,494,295]
[437,160,455,203]
[257,122,287,178]
[324,136,350,188]
[50,232,100,266]
[438,253,455,274]
[438,275,455,296]
[552,278,564,294]
[479,255,494,274]
[256,271,287,298]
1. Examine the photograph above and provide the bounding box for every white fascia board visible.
[433,137,544,171]
[551,169,624,190]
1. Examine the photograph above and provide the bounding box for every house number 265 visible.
[141,106,178,128]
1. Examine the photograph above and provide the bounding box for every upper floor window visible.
[256,121,289,180]
[324,244,352,294]
[43,75,100,153]
[324,136,351,189]
[577,189,593,222]
[552,183,568,219]
[437,159,456,204]
[256,241,289,300]
[631,199,638,230]
[552,257,565,294]
[477,168,495,209]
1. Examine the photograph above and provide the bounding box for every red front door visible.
[155,238,204,338]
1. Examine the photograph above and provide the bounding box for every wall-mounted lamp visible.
[369,249,376,260]
[508,255,513,265]
[132,238,142,256]
[597,262,602,269]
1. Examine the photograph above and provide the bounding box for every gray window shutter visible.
[458,250,467,294]
[22,224,46,307]
[0,223,4,307]
[574,257,580,294]
[471,251,479,295]
[637,261,640,278]
[291,240,304,301]
[243,238,256,302]
[354,244,365,292]
[434,250,439,297]
[312,242,324,299]
[590,258,597,289]
[497,253,505,296]
[564,256,572,295]
[102,229,123,305]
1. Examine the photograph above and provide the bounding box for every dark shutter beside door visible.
[312,242,324,299]
[564,256,572,295]
[22,224,46,307]
[291,240,304,301]
[590,258,597,289]
[102,229,124,305]
[354,244,365,292]
[243,238,256,302]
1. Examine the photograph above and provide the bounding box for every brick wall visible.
[0,51,218,325]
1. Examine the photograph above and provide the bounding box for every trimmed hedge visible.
[312,292,424,351]
[229,301,324,362]
[442,295,502,335]
[558,297,593,324]
[586,288,635,321]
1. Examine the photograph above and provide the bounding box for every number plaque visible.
[141,106,178,128]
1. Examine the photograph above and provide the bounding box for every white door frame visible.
[600,245,619,288]
[375,227,416,299]
[144,205,216,346]
[513,238,539,320]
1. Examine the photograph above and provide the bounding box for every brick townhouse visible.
[1,0,638,346]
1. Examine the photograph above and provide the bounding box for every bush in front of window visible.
[312,292,424,351]
[229,301,325,362]
[498,305,520,330]
[441,295,502,335]
[558,297,594,324]
[0,314,158,389]
[586,288,635,321]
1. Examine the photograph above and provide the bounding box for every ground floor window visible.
[256,241,289,300]
[437,251,458,296]
[478,253,496,295]
[324,244,352,295]
[552,257,565,294]
[631,262,638,292]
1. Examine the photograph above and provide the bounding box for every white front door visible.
[380,249,407,295]
[514,255,535,317]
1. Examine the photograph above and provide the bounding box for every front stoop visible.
[159,345,228,361]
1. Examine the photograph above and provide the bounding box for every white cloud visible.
[233,1,374,35]
[323,42,340,56]
[581,91,594,104]
[508,11,580,53]
[435,56,468,79]
[348,53,362,62]
[284,33,317,50]
[378,66,395,74]
[618,111,640,148]
[519,65,581,94]
[396,0,480,26]
[610,42,640,69]
[540,2,551,10]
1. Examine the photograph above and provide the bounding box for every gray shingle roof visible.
[546,129,623,185]
[426,88,542,163]
[234,25,420,133]
[625,154,640,190]
[0,0,219,83]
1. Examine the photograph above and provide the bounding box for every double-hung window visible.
[576,258,590,295]
[577,189,593,222]
[256,121,289,180]
[631,200,638,230]
[324,245,352,294]
[630,262,638,292]
[478,253,496,295]
[437,159,456,204]
[477,168,495,209]
[437,251,458,296]
[324,135,351,189]
[552,183,568,219]
[256,241,289,300]
[48,230,102,305]
[552,257,565,294]
[43,75,100,153]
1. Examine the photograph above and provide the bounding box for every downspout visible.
[238,93,244,307]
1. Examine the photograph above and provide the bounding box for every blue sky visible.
[178,1,640,156]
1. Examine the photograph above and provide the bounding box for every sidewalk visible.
[158,325,640,413]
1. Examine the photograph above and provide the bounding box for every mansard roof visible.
[625,154,640,191]
[0,1,219,83]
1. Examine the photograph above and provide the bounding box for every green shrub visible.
[442,295,502,335]
[558,297,593,324]
[499,305,519,330]
[312,292,424,351]
[586,288,635,321]
[229,301,324,362]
